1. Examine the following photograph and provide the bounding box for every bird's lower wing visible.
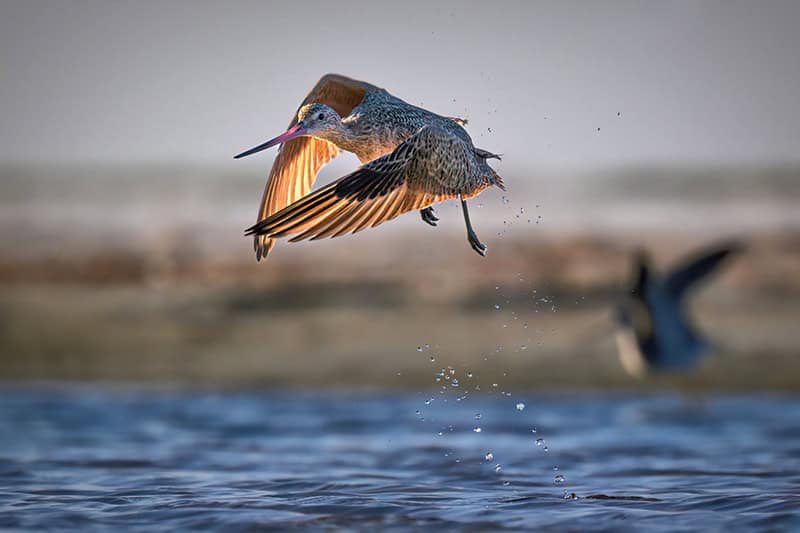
[253,74,376,259]
[255,137,339,256]
[244,127,472,242]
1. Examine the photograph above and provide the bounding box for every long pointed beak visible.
[234,123,306,159]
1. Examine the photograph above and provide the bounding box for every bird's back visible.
[344,89,473,163]
[645,281,708,369]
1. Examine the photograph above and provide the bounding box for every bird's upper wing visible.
[664,241,743,298]
[253,74,378,260]
[245,126,486,242]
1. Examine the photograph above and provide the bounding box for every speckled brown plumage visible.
[236,73,503,259]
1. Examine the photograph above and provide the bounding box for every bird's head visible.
[296,103,342,135]
[234,103,342,159]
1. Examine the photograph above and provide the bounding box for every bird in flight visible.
[234,74,503,260]
[614,241,742,377]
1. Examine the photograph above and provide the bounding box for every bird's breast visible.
[355,144,398,164]
[351,131,413,163]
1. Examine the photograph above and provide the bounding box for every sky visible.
[1,0,799,172]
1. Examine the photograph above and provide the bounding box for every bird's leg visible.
[460,197,486,257]
[420,207,439,227]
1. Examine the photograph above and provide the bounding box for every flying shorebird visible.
[234,74,503,260]
[614,241,742,377]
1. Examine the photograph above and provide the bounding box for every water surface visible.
[1,387,799,531]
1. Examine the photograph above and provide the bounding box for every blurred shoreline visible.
[1,163,799,390]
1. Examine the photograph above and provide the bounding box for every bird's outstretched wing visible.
[664,241,743,298]
[245,126,486,242]
[253,74,378,260]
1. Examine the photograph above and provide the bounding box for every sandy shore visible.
[1,164,799,390]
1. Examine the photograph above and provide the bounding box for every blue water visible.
[1,387,799,531]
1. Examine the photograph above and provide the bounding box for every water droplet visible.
[424,343,430,349]
[554,474,565,484]
[430,356,436,362]
[416,346,423,352]
[563,490,578,500]
[474,413,482,420]
[531,427,537,434]
[473,427,482,433]
[536,438,545,446]
[485,452,494,461]
[516,402,526,411]
[553,466,559,471]
[494,304,501,310]
[424,398,433,405]
[502,481,510,486]
[467,372,473,378]
[451,378,459,387]
[494,464,502,473]
[543,446,549,453]
[415,410,420,415]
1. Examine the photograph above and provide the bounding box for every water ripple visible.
[1,387,799,530]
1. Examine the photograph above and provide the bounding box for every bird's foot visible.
[467,230,487,257]
[420,207,439,227]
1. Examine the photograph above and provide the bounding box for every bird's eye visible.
[317,113,325,120]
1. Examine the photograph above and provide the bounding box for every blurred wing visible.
[664,241,743,298]
[245,127,480,242]
[254,74,377,260]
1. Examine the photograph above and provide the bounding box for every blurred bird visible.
[234,74,503,260]
[614,241,742,377]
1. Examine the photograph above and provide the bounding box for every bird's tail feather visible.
[474,148,501,160]
[475,148,505,191]
[492,170,506,191]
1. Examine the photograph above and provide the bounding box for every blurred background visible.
[2,0,799,390]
